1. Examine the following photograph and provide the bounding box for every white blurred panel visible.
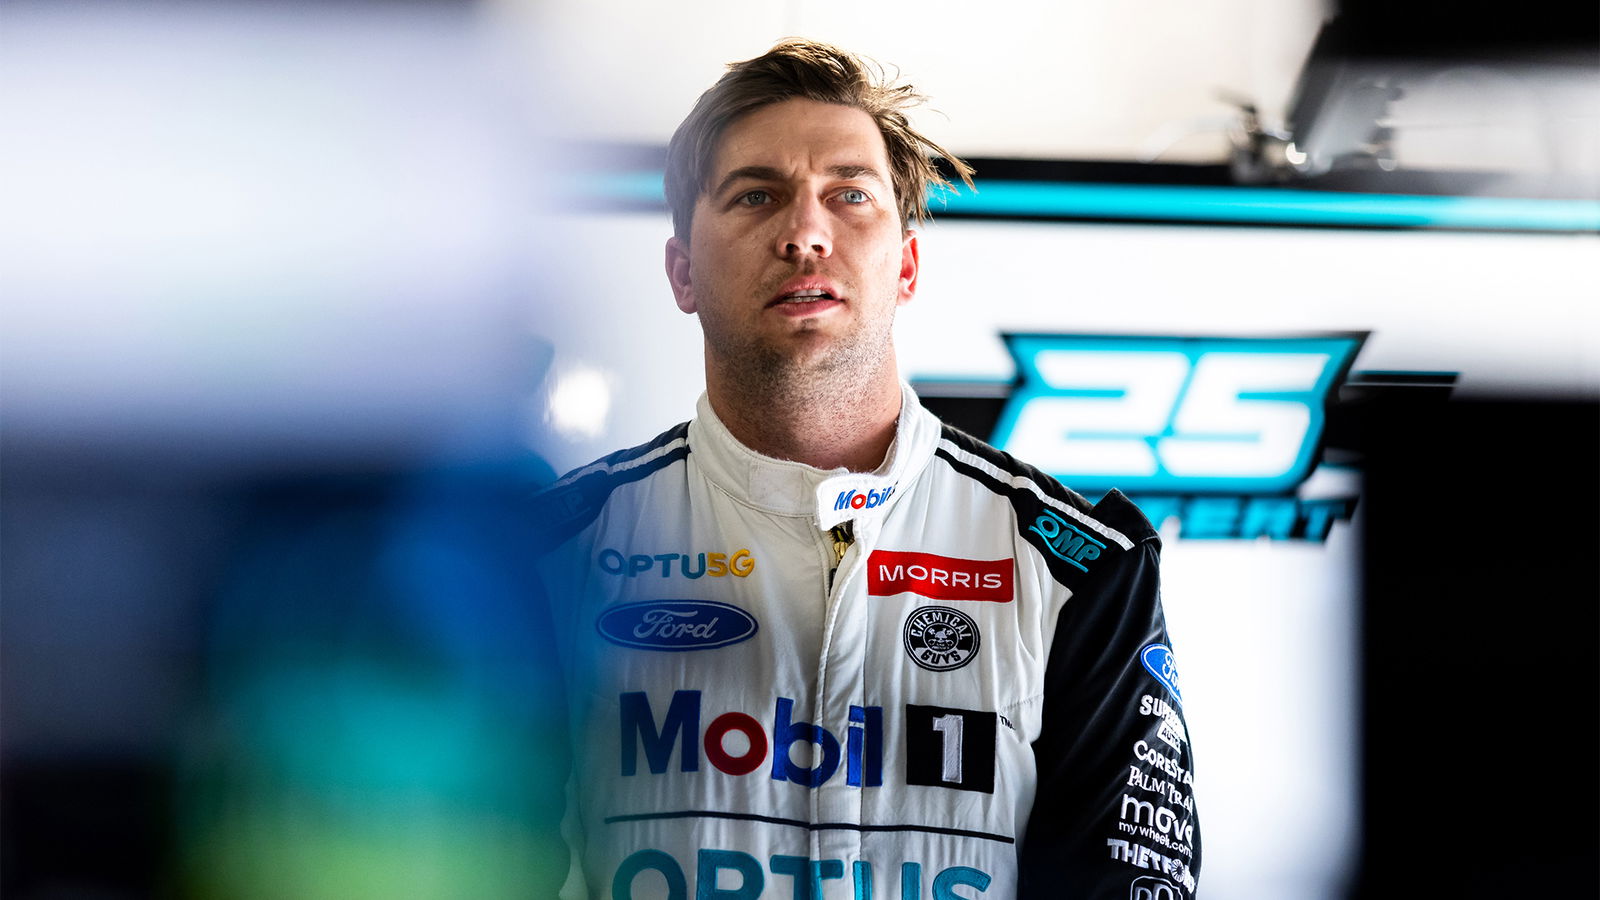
[523,212,704,471]
[1,1,555,469]
[1158,526,1360,900]
[497,0,1328,163]
[797,0,1317,163]
[503,0,797,151]
[900,220,1600,396]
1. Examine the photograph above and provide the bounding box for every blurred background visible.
[3,0,1595,897]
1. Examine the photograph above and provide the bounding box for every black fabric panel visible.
[1091,491,1161,546]
[531,422,691,547]
[937,424,1097,516]
[933,430,1155,594]
[1018,539,1201,899]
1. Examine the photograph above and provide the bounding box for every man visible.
[535,40,1200,899]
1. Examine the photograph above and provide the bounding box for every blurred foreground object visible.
[1,1,572,896]
[176,467,567,899]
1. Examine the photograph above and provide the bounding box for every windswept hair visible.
[664,39,976,240]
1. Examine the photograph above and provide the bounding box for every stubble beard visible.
[707,292,897,415]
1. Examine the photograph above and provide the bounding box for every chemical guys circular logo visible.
[903,606,980,671]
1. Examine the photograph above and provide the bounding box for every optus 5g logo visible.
[992,334,1362,495]
[599,548,755,579]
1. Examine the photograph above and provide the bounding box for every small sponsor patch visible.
[1029,510,1105,572]
[904,704,997,793]
[1140,643,1183,706]
[532,484,590,541]
[1130,875,1183,900]
[1156,715,1187,751]
[597,548,755,579]
[868,551,1013,602]
[549,484,587,518]
[903,606,980,672]
[596,600,758,651]
[816,475,898,529]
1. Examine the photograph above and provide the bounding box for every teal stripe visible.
[931,182,1600,231]
[571,171,1600,232]
[567,171,666,204]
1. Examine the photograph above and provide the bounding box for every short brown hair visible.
[664,39,975,240]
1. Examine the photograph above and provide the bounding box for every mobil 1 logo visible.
[905,704,996,794]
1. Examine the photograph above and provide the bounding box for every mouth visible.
[766,281,845,316]
[770,288,835,305]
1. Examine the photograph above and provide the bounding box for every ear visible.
[896,230,920,306]
[665,236,696,313]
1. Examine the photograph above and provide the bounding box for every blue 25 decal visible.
[991,334,1363,494]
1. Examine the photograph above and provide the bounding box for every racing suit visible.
[533,384,1200,899]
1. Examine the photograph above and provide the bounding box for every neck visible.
[705,360,903,472]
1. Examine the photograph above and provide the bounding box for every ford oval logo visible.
[596,600,758,651]
[1140,643,1183,706]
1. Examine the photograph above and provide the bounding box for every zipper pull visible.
[826,521,855,591]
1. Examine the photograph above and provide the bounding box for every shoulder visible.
[929,423,1159,585]
[529,421,692,548]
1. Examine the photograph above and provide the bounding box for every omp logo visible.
[993,334,1362,495]
[868,551,1013,602]
[598,548,755,578]
[595,600,758,651]
[1029,510,1105,572]
[835,485,895,511]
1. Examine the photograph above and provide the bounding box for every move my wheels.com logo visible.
[917,333,1452,542]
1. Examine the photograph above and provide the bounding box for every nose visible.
[775,195,832,259]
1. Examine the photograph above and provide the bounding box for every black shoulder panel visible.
[934,425,1158,591]
[530,421,690,549]
[1091,489,1160,546]
[935,424,1095,513]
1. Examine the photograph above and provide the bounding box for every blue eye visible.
[840,189,869,204]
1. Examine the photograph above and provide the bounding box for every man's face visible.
[665,98,918,389]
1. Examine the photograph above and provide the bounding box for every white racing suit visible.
[532,385,1200,899]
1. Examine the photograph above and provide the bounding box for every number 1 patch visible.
[905,704,996,794]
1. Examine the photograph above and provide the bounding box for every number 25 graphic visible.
[992,335,1363,494]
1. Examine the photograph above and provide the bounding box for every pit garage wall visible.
[530,208,1600,900]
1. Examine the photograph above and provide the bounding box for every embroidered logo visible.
[1030,509,1105,572]
[1140,643,1184,706]
[596,600,758,651]
[903,607,981,672]
[868,551,1013,602]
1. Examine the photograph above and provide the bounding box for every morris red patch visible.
[867,551,1013,602]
